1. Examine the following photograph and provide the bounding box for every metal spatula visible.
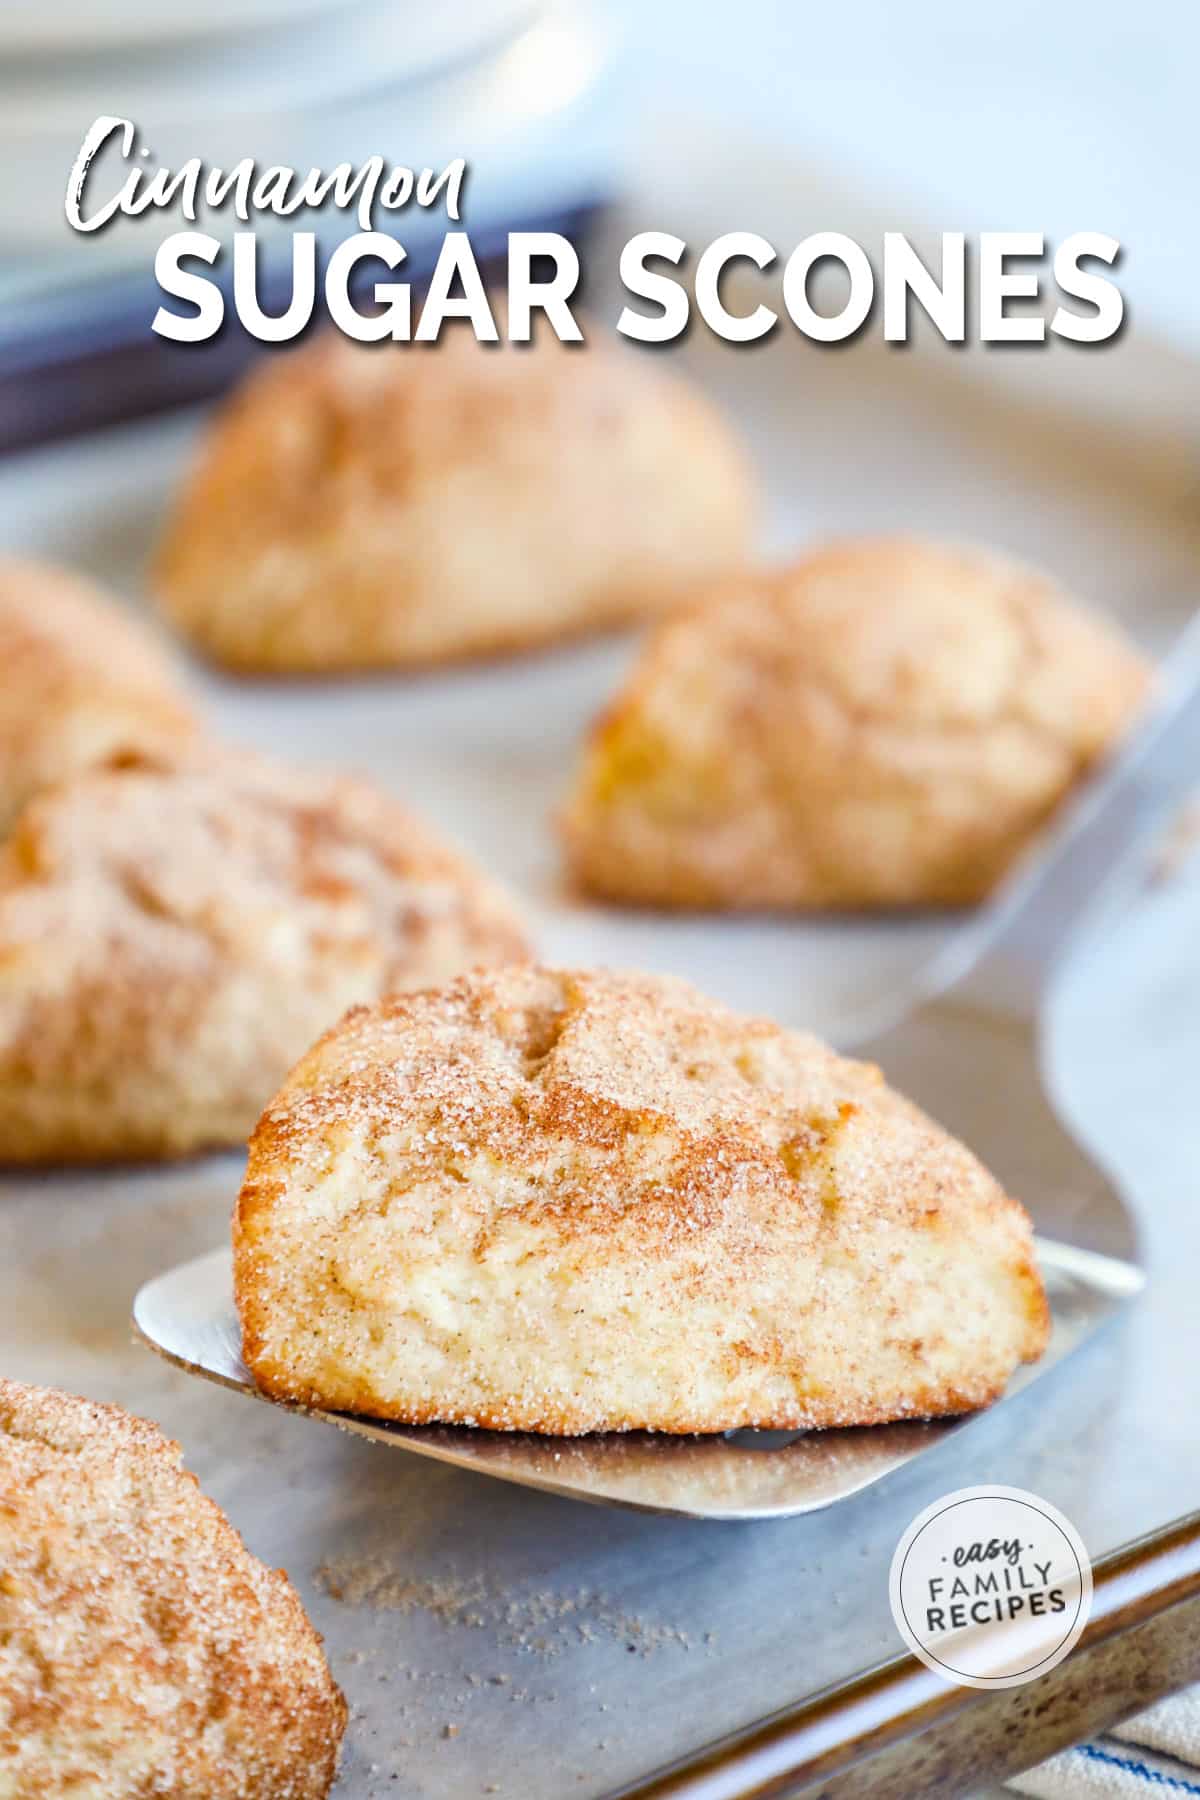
[133,616,1200,1520]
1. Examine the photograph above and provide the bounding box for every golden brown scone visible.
[0,1378,345,1800]
[235,966,1049,1435]
[561,536,1151,909]
[0,556,197,835]
[154,329,755,672]
[0,749,529,1162]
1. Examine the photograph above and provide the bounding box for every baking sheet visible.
[1,313,1199,1796]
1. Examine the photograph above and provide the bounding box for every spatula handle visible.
[927,609,1200,1015]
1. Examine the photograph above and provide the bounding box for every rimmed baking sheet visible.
[2,283,1199,1791]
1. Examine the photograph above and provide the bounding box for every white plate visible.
[0,0,526,58]
[0,2,614,255]
[0,0,543,131]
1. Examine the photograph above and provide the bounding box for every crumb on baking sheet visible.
[316,1557,696,1660]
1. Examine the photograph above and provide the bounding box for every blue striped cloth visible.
[1010,1689,1200,1797]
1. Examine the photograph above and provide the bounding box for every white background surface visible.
[3,11,1200,1789]
[609,0,1200,352]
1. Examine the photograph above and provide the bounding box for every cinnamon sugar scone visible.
[0,750,528,1162]
[562,536,1151,909]
[235,966,1049,1435]
[0,557,197,834]
[0,1378,345,1800]
[154,329,755,672]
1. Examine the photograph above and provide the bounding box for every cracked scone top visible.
[154,328,756,672]
[0,749,528,1161]
[0,557,197,835]
[0,1379,345,1800]
[561,536,1151,909]
[235,966,1049,1435]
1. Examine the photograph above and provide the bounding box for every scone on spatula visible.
[234,966,1049,1435]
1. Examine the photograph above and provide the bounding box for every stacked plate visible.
[0,0,625,277]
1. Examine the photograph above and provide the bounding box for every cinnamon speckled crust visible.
[561,536,1151,910]
[0,557,197,835]
[0,749,529,1163]
[0,1379,345,1800]
[154,329,756,673]
[235,966,1049,1436]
